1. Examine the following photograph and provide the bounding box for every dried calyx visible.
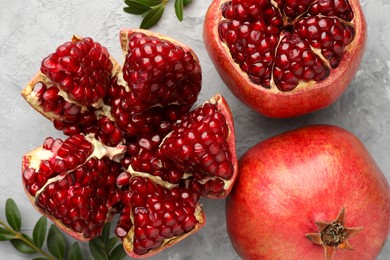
[306,208,363,260]
[21,29,237,257]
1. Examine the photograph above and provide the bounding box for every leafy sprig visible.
[0,198,126,260]
[123,0,193,29]
[89,223,127,260]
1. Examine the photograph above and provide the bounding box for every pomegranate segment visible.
[273,33,330,91]
[111,29,202,137]
[293,16,356,69]
[22,29,238,257]
[159,102,234,181]
[204,0,366,117]
[121,31,202,113]
[22,134,126,241]
[40,36,113,106]
[116,175,205,257]
[22,53,123,147]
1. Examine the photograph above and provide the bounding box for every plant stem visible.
[0,219,56,260]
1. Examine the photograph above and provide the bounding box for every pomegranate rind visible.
[204,0,367,118]
[202,94,238,199]
[227,125,390,259]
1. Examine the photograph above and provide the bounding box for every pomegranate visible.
[204,0,367,118]
[21,29,238,257]
[226,125,390,259]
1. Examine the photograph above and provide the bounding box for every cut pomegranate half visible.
[21,29,237,257]
[204,0,366,118]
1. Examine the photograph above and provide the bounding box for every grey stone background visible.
[0,0,389,259]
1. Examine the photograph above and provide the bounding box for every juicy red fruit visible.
[122,96,237,199]
[121,32,201,113]
[22,134,124,240]
[159,103,234,180]
[218,0,356,91]
[116,175,202,255]
[41,36,113,106]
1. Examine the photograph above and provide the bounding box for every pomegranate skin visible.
[226,125,390,259]
[204,0,367,118]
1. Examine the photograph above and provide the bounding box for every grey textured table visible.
[0,0,389,259]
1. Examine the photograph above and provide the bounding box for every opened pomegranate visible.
[204,0,366,118]
[226,125,390,259]
[21,29,237,257]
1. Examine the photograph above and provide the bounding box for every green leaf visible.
[47,225,67,260]
[0,226,15,241]
[183,0,192,6]
[175,0,184,21]
[105,237,119,253]
[110,244,127,260]
[140,5,165,29]
[132,0,162,7]
[32,258,51,260]
[123,0,151,14]
[32,216,47,248]
[10,235,36,254]
[101,222,111,243]
[67,242,83,260]
[89,237,108,260]
[5,198,21,232]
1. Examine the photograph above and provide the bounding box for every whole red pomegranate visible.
[204,0,367,118]
[226,125,390,259]
[21,29,238,258]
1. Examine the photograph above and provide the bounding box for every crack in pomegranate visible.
[218,0,356,91]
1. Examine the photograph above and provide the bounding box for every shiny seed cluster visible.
[41,37,113,106]
[219,0,356,91]
[117,176,199,255]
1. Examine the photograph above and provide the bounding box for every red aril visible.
[226,125,390,259]
[204,0,367,118]
[21,29,238,257]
